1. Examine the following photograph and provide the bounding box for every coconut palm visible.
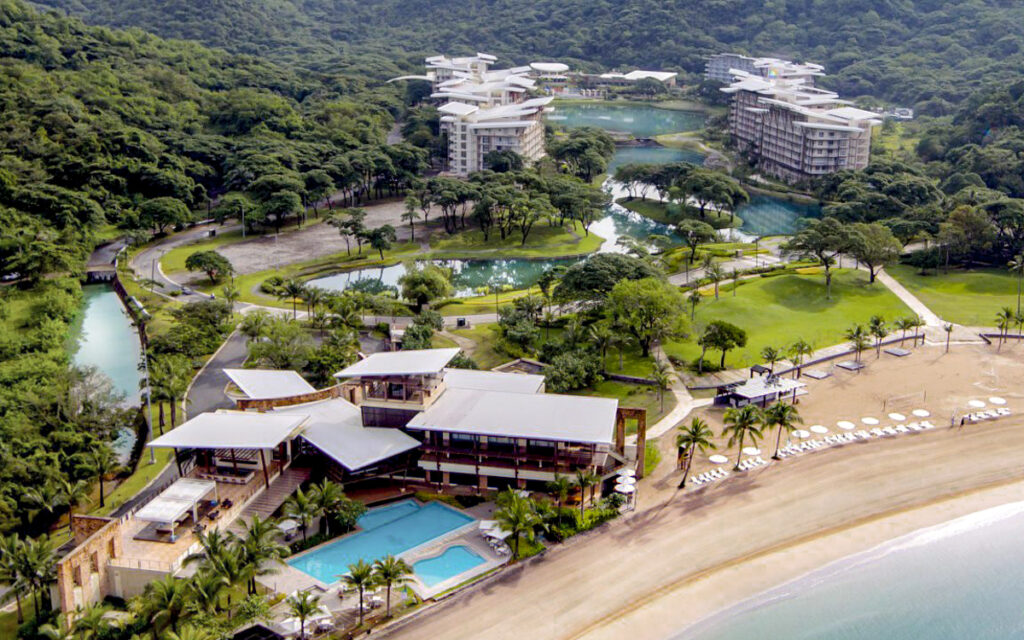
[764,403,803,459]
[308,478,346,537]
[20,534,56,614]
[588,323,614,371]
[220,284,240,309]
[72,602,110,640]
[722,405,764,471]
[0,534,27,623]
[239,309,272,341]
[58,478,91,526]
[760,346,782,374]
[688,289,701,321]
[868,315,887,357]
[25,481,65,526]
[87,444,119,508]
[341,559,376,626]
[650,359,673,413]
[546,473,572,514]
[188,571,228,615]
[845,324,870,364]
[788,339,813,378]
[706,262,725,300]
[373,554,412,617]
[894,316,915,346]
[282,487,320,544]
[676,417,716,488]
[138,575,191,638]
[278,279,306,319]
[730,268,740,296]
[909,315,926,347]
[158,354,192,428]
[996,307,1014,350]
[237,515,287,595]
[38,613,75,640]
[494,490,541,560]
[573,470,599,519]
[286,590,322,640]
[164,626,217,640]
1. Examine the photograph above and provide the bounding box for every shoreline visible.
[580,477,1024,640]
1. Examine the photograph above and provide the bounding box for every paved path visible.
[874,268,943,327]
[186,330,248,418]
[130,222,239,304]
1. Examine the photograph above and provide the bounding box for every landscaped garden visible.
[887,264,1021,326]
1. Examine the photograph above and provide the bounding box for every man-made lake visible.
[728,195,822,240]
[547,102,705,138]
[72,284,143,459]
[607,145,705,172]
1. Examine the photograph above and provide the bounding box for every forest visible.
[30,0,1024,113]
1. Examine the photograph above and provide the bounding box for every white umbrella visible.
[793,429,811,439]
[836,421,856,430]
[810,425,829,435]
[888,412,906,421]
[968,400,986,409]
[278,519,299,534]
[861,417,879,425]
[617,469,637,478]
[990,397,1008,405]
[616,475,637,485]
[912,409,930,417]
[708,454,729,464]
[742,447,761,456]
[615,484,636,494]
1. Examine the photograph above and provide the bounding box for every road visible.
[130,222,240,304]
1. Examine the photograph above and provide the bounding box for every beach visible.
[383,343,1024,640]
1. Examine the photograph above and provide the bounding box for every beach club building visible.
[53,350,642,613]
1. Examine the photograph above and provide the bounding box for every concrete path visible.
[874,269,943,327]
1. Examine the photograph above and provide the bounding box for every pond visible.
[606,145,705,172]
[547,102,705,138]
[72,284,144,460]
[725,195,822,241]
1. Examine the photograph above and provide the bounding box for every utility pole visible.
[143,348,155,464]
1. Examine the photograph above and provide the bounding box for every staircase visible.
[233,466,311,530]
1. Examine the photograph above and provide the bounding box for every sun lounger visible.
[921,420,935,429]
[870,428,883,437]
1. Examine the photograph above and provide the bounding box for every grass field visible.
[616,197,738,229]
[575,380,676,430]
[161,227,248,273]
[664,269,913,369]
[429,224,603,258]
[887,264,1021,326]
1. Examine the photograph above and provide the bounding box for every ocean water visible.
[677,501,1024,640]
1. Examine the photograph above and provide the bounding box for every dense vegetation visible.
[31,0,1024,112]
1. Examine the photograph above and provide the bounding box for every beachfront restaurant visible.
[715,376,807,407]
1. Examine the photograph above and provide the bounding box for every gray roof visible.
[273,398,420,471]
[223,369,315,400]
[406,388,617,444]
[442,368,545,394]
[334,348,461,378]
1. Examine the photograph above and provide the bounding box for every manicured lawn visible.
[434,286,543,316]
[644,439,661,476]
[575,380,677,430]
[161,227,247,273]
[616,197,739,229]
[887,264,1021,326]
[429,224,603,258]
[664,269,913,369]
[451,323,510,369]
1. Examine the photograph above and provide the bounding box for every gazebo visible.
[132,478,217,542]
[715,376,807,407]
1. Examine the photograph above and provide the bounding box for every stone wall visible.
[54,516,124,613]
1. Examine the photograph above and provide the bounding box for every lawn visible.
[616,198,739,229]
[451,323,512,369]
[887,264,1020,327]
[428,224,603,258]
[434,286,544,316]
[663,269,913,369]
[575,380,677,430]
[161,227,247,273]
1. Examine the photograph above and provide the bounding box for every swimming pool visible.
[413,545,486,587]
[287,500,475,583]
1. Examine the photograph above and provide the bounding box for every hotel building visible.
[721,62,881,183]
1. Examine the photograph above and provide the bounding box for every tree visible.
[138,197,190,234]
[676,417,716,488]
[868,315,888,357]
[554,254,661,304]
[184,250,234,284]
[484,149,524,172]
[237,515,288,595]
[546,474,572,513]
[760,346,782,374]
[258,191,304,230]
[308,478,346,537]
[687,290,701,321]
[845,324,871,364]
[789,339,814,377]
[399,263,453,312]
[138,575,192,638]
[764,402,802,460]
[0,534,26,623]
[221,284,240,308]
[286,590,321,640]
[282,487,319,544]
[850,222,902,283]
[606,278,688,357]
[675,219,716,264]
[342,559,377,626]
[366,224,397,259]
[894,316,915,346]
[705,262,725,299]
[277,279,306,319]
[373,555,412,617]
[701,320,748,369]
[494,489,541,559]
[327,208,367,256]
[247,317,313,370]
[59,478,91,525]
[402,196,421,240]
[783,217,854,299]
[722,405,764,471]
[86,445,118,508]
[573,470,600,519]
[650,359,673,413]
[996,307,1015,350]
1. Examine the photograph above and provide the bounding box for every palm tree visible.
[278,279,306,319]
[188,571,228,615]
[764,403,803,459]
[688,289,701,321]
[308,479,346,537]
[1017,311,1024,343]
[573,470,599,519]
[546,474,572,518]
[221,284,240,309]
[588,323,614,371]
[138,575,191,638]
[910,315,926,347]
[996,307,1014,350]
[59,478,91,526]
[237,515,287,595]
[760,346,782,374]
[730,268,740,296]
[493,490,541,560]
[894,316,915,346]
[286,590,322,640]
[944,323,954,353]
[868,315,887,358]
[401,196,421,241]
[282,487,320,544]
[845,324,870,365]
[341,559,376,626]
[164,626,217,640]
[39,613,75,640]
[20,534,56,614]
[373,554,412,617]
[1009,254,1024,315]
[239,309,272,342]
[650,359,673,413]
[87,444,119,508]
[722,405,764,471]
[706,262,725,300]
[0,534,27,623]
[72,602,110,640]
[788,339,813,378]
[160,354,192,428]
[676,417,716,488]
[25,481,65,527]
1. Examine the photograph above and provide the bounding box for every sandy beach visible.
[383,343,1024,640]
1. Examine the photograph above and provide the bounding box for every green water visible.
[607,145,704,171]
[547,102,705,137]
[727,195,823,240]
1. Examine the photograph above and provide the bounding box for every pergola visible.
[133,478,217,541]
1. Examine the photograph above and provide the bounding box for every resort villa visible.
[52,349,643,613]
[720,58,881,183]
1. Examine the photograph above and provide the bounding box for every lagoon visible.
[547,102,705,138]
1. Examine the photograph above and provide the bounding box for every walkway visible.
[186,330,248,419]
[233,466,312,527]
[874,269,943,327]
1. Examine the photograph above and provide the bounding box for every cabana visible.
[715,376,807,407]
[132,478,217,542]
[148,411,308,487]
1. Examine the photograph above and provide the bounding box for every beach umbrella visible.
[742,447,761,456]
[990,397,1007,405]
[616,476,636,485]
[793,429,811,439]
[708,454,729,464]
[968,400,986,409]
[617,469,637,478]
[810,425,829,435]
[912,409,930,417]
[615,484,636,494]
[888,412,906,421]
[836,421,856,430]
[860,417,879,426]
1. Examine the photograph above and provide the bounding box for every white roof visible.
[223,369,315,400]
[438,102,479,116]
[531,62,569,73]
[623,70,677,82]
[728,377,806,399]
[148,411,308,450]
[406,388,618,444]
[443,368,545,394]
[334,348,460,378]
[274,398,420,471]
[826,106,881,121]
[134,478,216,524]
